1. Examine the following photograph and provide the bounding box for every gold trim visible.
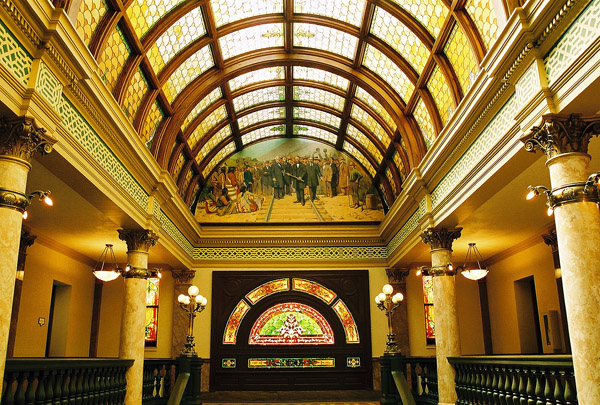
[122,266,150,279]
[0,188,28,212]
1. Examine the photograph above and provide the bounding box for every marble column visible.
[385,268,410,356]
[522,114,600,404]
[0,118,54,380]
[421,227,462,405]
[171,269,196,358]
[117,229,158,405]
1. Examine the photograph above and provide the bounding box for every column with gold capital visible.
[0,117,55,381]
[117,229,158,405]
[521,114,600,403]
[421,227,462,405]
[171,269,196,357]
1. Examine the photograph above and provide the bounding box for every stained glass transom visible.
[182,88,223,133]
[187,105,228,151]
[75,0,107,45]
[343,141,376,177]
[292,278,336,304]
[370,7,430,75]
[293,23,358,60]
[363,45,414,103]
[249,302,335,345]
[354,87,396,132]
[197,125,232,164]
[294,125,336,144]
[294,107,341,129]
[466,0,499,51]
[203,141,235,178]
[211,0,283,28]
[246,278,290,304]
[413,98,436,148]
[332,299,359,343]
[346,124,383,163]
[163,45,214,103]
[294,0,366,27]
[387,0,448,38]
[444,23,479,94]
[219,24,284,60]
[238,107,285,129]
[97,26,130,91]
[147,7,206,73]
[241,125,285,145]
[140,101,163,149]
[294,86,345,111]
[427,66,454,125]
[229,67,285,92]
[233,86,285,112]
[350,105,391,148]
[223,299,251,344]
[126,0,182,38]
[293,66,349,91]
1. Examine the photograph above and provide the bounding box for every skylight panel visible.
[219,24,284,60]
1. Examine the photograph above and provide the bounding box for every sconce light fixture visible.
[92,244,122,282]
[0,188,53,219]
[374,283,404,354]
[454,243,489,281]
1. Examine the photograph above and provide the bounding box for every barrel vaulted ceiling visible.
[74,0,499,210]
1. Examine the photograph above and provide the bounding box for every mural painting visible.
[194,139,385,223]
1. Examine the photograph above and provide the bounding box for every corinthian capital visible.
[421,227,462,251]
[0,117,56,164]
[118,229,158,253]
[521,113,600,158]
[172,269,196,284]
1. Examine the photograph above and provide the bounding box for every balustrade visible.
[404,356,438,404]
[142,359,177,404]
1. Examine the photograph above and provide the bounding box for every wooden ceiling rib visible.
[86,0,494,208]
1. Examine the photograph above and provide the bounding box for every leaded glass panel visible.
[187,105,228,151]
[182,87,223,133]
[140,101,163,150]
[342,141,376,177]
[181,168,195,194]
[293,66,349,91]
[363,45,414,103]
[385,167,397,196]
[233,86,285,112]
[413,98,436,148]
[229,67,285,92]
[238,107,285,129]
[294,125,336,144]
[350,104,391,148]
[293,23,358,60]
[147,7,206,73]
[163,45,214,103]
[370,7,430,74]
[387,0,448,38]
[203,141,236,178]
[392,150,405,180]
[121,68,148,122]
[212,0,283,28]
[197,125,232,164]
[444,23,479,95]
[466,0,499,50]
[293,86,345,111]
[75,0,107,45]
[294,0,366,27]
[241,125,285,145]
[173,151,186,181]
[219,24,284,60]
[97,26,130,91]
[126,0,182,38]
[427,65,454,125]
[354,87,396,132]
[294,107,341,129]
[346,124,383,163]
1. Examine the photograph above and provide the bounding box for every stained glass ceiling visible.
[75,0,499,210]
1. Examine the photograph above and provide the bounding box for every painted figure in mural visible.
[236,185,263,213]
[282,156,292,196]
[261,161,272,196]
[292,156,307,206]
[226,166,239,195]
[330,158,339,197]
[305,157,321,202]
[243,165,253,193]
[348,162,362,208]
[338,159,348,195]
[202,185,218,214]
[218,166,227,190]
[253,164,262,195]
[216,187,237,216]
[271,156,285,199]
[322,159,333,197]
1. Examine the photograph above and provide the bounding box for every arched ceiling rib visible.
[75,0,500,208]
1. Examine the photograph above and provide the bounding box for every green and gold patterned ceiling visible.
[75,0,498,209]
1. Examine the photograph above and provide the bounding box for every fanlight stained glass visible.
[249,302,335,345]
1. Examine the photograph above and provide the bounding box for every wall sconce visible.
[177,285,207,357]
[374,283,404,354]
[0,188,53,219]
[92,244,122,282]
[454,243,489,281]
[527,171,600,216]
[417,264,455,277]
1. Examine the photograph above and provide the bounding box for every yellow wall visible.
[14,241,95,357]
[486,240,562,354]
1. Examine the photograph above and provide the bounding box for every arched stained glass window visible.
[249,302,334,345]
[145,277,160,346]
[423,275,435,344]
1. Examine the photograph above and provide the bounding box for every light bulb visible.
[393,292,404,303]
[375,296,381,304]
[177,294,186,303]
[547,206,554,216]
[201,296,208,306]
[183,296,191,305]
[188,285,199,296]
[526,189,536,200]
[416,268,421,276]
[382,284,393,295]
[22,210,28,220]
[195,294,203,303]
[44,195,53,206]
[377,292,386,302]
